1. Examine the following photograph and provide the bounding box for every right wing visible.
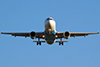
[56,32,99,38]
[69,32,99,37]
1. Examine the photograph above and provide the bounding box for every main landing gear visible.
[59,42,63,45]
[59,38,63,45]
[37,42,41,45]
[36,38,41,45]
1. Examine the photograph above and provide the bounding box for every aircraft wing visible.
[69,32,99,37]
[1,32,44,38]
[56,32,99,38]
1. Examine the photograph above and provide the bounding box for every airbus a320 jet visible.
[1,17,99,45]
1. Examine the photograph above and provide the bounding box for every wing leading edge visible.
[1,31,99,45]
[1,32,30,37]
[1,32,99,37]
[1,32,44,38]
[56,32,99,38]
[70,32,99,37]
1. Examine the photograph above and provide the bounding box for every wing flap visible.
[56,32,99,38]
[55,41,68,42]
[1,32,44,37]
[33,41,45,42]
[70,32,99,37]
[1,32,30,37]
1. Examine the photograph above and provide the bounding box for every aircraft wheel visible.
[37,42,38,45]
[59,42,61,45]
[62,42,64,45]
[39,42,41,45]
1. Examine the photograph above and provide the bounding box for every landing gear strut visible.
[59,42,63,45]
[37,42,41,45]
[37,38,41,45]
[59,38,64,45]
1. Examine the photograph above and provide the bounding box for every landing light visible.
[42,35,45,38]
[55,35,58,38]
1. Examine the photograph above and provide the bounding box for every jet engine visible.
[30,31,36,39]
[63,31,70,39]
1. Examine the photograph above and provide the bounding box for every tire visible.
[39,42,41,45]
[62,42,64,45]
[59,42,61,45]
[37,42,38,45]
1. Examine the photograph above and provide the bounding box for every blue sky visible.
[0,0,100,67]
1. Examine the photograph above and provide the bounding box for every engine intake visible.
[64,31,70,39]
[65,31,69,36]
[30,31,36,39]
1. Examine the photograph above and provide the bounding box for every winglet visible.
[1,32,3,34]
[97,32,99,34]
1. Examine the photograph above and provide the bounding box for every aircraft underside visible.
[33,32,68,45]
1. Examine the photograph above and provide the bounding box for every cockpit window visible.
[46,18,54,20]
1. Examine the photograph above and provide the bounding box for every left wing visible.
[1,32,30,37]
[1,32,44,38]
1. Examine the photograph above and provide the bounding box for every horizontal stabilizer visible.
[33,41,45,42]
[55,41,68,42]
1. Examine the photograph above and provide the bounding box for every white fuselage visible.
[45,18,56,32]
[44,17,56,44]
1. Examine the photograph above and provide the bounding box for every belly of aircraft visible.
[45,35,55,45]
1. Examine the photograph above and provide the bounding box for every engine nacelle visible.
[63,31,70,39]
[30,31,36,39]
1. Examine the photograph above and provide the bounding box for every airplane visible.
[1,17,99,45]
